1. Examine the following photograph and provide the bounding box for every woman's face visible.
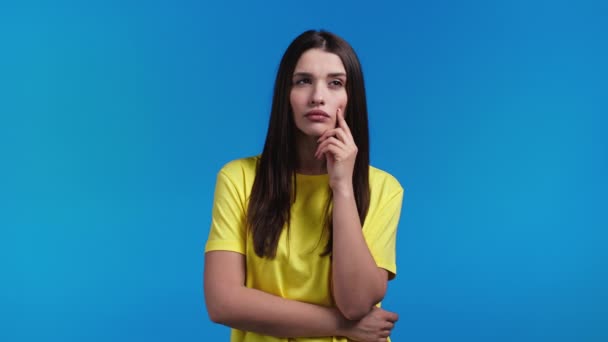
[290,48,348,138]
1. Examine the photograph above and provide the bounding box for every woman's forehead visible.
[293,49,346,75]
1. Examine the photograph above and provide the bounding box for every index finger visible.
[336,108,352,136]
[386,312,399,323]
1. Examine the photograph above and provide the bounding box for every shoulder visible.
[369,165,403,195]
[368,165,404,208]
[215,156,260,197]
[218,155,260,179]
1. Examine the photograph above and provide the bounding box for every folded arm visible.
[204,250,349,338]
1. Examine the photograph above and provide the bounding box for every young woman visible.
[204,30,404,342]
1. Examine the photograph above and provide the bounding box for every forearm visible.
[210,285,348,338]
[331,186,385,319]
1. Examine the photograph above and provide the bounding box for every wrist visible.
[334,310,353,338]
[330,182,354,197]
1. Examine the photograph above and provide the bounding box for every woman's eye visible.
[329,80,344,87]
[294,78,311,85]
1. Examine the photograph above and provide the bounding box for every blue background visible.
[1,0,606,341]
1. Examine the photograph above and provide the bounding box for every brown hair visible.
[247,30,370,258]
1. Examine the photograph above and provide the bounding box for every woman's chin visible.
[300,125,332,137]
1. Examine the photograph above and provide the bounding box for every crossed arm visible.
[204,251,348,338]
[204,250,395,340]
[204,186,393,337]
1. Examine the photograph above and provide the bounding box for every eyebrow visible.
[292,72,347,78]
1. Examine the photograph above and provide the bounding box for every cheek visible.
[290,90,306,110]
[289,91,296,109]
[337,92,348,111]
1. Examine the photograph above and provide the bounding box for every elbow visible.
[209,314,230,326]
[205,290,236,325]
[339,304,372,321]
[206,300,229,324]
[335,287,386,321]
[204,282,243,325]
[336,296,380,321]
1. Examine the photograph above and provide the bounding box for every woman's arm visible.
[205,250,397,341]
[316,110,389,320]
[331,188,388,320]
[204,250,348,338]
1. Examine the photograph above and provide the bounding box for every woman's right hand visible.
[341,307,398,342]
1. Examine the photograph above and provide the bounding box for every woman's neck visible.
[295,133,327,175]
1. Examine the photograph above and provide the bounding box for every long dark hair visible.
[247,30,370,258]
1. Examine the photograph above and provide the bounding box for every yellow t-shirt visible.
[205,156,404,342]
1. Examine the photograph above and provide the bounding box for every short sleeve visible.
[205,170,247,254]
[362,188,404,279]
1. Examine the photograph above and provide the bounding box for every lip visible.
[304,110,330,120]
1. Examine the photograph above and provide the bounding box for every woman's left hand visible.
[315,108,357,193]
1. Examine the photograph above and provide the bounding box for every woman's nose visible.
[309,84,325,106]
